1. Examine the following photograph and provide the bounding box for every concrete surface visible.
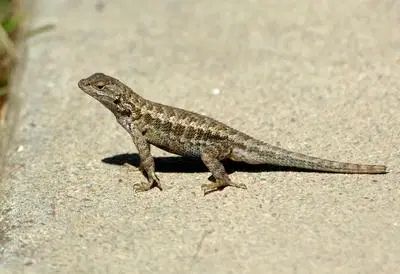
[1,0,400,273]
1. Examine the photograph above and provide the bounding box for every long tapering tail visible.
[234,143,387,174]
[272,149,387,173]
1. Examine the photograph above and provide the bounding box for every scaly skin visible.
[78,73,387,194]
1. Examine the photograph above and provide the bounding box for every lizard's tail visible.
[235,145,387,174]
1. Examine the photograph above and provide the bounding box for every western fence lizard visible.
[78,73,387,194]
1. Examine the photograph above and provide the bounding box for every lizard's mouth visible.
[78,79,87,88]
[78,79,89,89]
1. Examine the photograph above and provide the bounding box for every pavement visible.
[1,0,399,273]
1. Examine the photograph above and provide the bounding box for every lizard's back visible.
[138,100,252,157]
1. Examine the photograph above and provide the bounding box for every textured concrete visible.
[1,0,400,273]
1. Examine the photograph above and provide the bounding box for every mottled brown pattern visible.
[78,73,387,194]
[142,113,152,124]
[160,120,172,133]
[183,125,196,140]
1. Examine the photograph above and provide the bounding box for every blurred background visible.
[0,1,399,273]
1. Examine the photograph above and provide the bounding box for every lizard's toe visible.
[133,182,153,193]
[231,182,247,189]
[201,184,218,195]
[149,172,162,190]
[201,180,247,195]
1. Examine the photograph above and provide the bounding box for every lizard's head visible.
[78,72,122,100]
[78,73,130,113]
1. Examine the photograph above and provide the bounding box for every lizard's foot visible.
[133,181,154,193]
[149,171,162,190]
[133,171,162,193]
[201,179,247,195]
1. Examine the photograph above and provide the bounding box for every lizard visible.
[78,73,387,194]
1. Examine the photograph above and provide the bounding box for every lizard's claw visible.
[201,179,247,195]
[149,171,162,190]
[133,181,162,192]
[133,182,153,193]
[133,172,162,193]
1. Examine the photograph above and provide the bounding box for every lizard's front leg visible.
[129,128,161,192]
[200,144,247,195]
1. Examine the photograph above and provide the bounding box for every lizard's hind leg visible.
[200,145,247,195]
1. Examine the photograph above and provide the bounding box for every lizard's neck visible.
[116,93,145,120]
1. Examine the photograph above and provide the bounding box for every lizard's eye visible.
[95,82,106,90]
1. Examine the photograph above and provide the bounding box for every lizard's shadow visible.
[102,153,316,174]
